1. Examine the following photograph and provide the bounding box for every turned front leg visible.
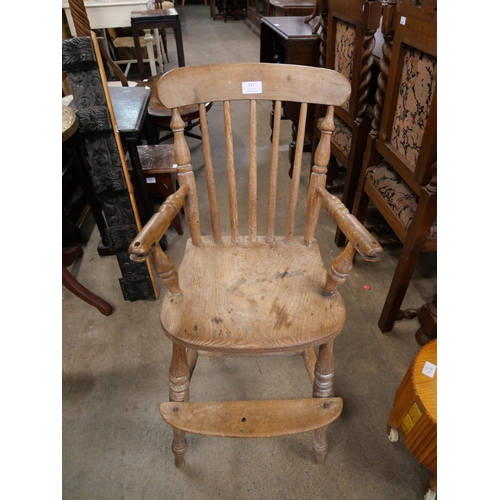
[312,340,334,464]
[169,342,190,467]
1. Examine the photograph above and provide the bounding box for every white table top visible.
[62,0,149,34]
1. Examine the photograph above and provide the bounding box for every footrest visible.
[159,398,343,438]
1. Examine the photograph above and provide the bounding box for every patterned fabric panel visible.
[334,20,355,112]
[390,47,437,168]
[331,115,352,157]
[366,161,437,240]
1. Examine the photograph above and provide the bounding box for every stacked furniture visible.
[351,0,437,332]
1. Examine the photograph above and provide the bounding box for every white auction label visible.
[146,177,156,184]
[422,361,437,378]
[242,81,262,94]
[400,16,406,25]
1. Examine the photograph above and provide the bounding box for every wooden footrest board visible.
[159,398,343,438]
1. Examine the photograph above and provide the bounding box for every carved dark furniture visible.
[352,0,437,332]
[128,62,383,467]
[62,35,157,301]
[131,8,185,80]
[62,105,114,316]
[319,0,383,247]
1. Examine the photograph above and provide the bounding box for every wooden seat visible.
[128,62,383,467]
[351,0,437,332]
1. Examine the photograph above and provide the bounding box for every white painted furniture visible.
[62,0,161,76]
[62,0,149,35]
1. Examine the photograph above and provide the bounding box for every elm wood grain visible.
[352,0,437,331]
[160,398,342,437]
[388,339,437,499]
[129,63,382,466]
[160,236,346,354]
[156,63,348,107]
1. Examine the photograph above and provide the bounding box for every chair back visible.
[372,0,437,191]
[155,63,351,246]
[326,0,382,123]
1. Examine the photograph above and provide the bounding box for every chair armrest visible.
[316,186,383,295]
[128,185,188,296]
[316,186,383,262]
[129,184,189,261]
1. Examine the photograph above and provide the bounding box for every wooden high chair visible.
[128,63,383,467]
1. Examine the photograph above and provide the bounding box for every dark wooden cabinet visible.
[260,16,320,159]
[245,0,271,35]
[260,16,320,66]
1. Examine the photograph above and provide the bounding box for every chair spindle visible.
[249,100,258,242]
[223,100,239,243]
[198,102,222,243]
[285,102,308,244]
[266,100,282,243]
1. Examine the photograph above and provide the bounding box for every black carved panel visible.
[62,35,155,301]
[76,106,112,134]
[106,225,142,252]
[116,250,151,278]
[119,277,156,301]
[99,192,135,226]
[62,37,96,72]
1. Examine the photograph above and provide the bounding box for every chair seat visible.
[161,236,346,354]
[366,161,437,240]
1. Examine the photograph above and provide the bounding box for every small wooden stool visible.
[388,339,437,500]
[125,145,183,236]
